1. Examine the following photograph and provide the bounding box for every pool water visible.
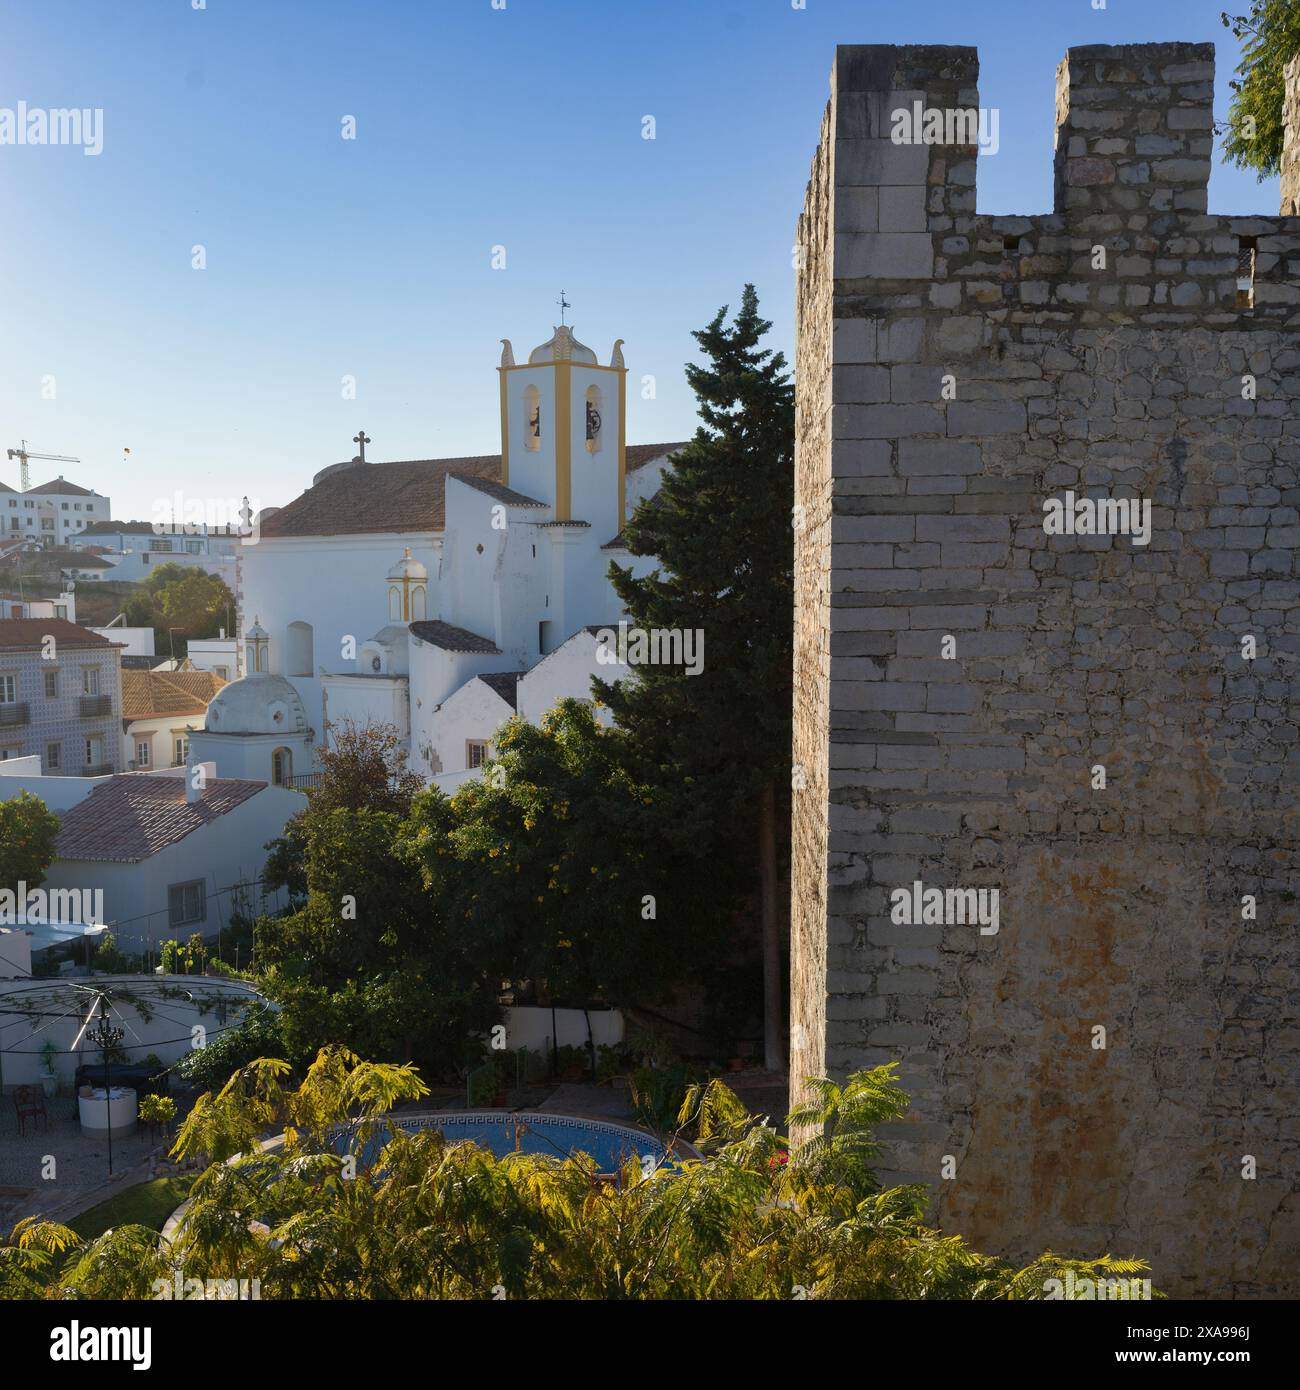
[337,1111,676,1175]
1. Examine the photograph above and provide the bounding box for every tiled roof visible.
[46,549,114,567]
[0,481,15,494]
[0,619,116,652]
[54,775,267,863]
[80,520,156,536]
[409,620,500,654]
[25,478,98,497]
[601,533,627,549]
[477,671,524,709]
[121,669,227,721]
[450,477,546,507]
[260,443,688,539]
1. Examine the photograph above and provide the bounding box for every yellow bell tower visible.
[497,317,627,539]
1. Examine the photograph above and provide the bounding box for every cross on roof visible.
[353,430,371,463]
[557,290,571,326]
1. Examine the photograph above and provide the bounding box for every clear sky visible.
[0,0,1283,522]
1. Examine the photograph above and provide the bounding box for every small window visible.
[45,742,60,770]
[44,670,57,698]
[61,502,69,510]
[84,736,102,767]
[168,880,206,928]
[466,740,489,770]
[213,665,229,680]
[173,735,189,766]
[82,667,100,696]
[0,675,16,703]
[271,747,292,785]
[135,740,151,767]
[585,385,603,453]
[1237,236,1258,311]
[524,384,541,451]
[54,605,67,620]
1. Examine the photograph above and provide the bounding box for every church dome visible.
[386,547,427,584]
[203,673,309,736]
[528,324,597,365]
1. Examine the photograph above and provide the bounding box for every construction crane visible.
[6,439,80,492]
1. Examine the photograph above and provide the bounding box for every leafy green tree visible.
[176,1001,283,1093]
[121,562,234,658]
[597,285,794,1068]
[1220,2,1300,177]
[1,1050,1154,1301]
[0,792,60,894]
[263,720,422,901]
[257,798,500,1077]
[401,701,716,1009]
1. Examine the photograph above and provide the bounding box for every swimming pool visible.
[336,1111,685,1174]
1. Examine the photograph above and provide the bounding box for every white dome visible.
[528,324,597,365]
[203,673,309,736]
[387,547,427,584]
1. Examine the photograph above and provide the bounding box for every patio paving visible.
[0,1103,162,1229]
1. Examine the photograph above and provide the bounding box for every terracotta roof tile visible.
[54,775,268,863]
[450,477,546,507]
[0,619,116,652]
[121,669,227,721]
[260,443,688,539]
[477,671,524,709]
[408,620,499,653]
[25,478,97,497]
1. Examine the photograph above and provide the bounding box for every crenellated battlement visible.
[792,40,1300,1300]
[1054,44,1215,218]
[800,42,1300,333]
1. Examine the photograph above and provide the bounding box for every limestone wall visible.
[793,42,1300,1298]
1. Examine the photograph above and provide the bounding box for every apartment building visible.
[0,618,123,774]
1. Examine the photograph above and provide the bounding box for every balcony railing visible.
[284,773,321,793]
[79,694,112,717]
[0,702,29,728]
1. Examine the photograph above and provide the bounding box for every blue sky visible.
[0,0,1283,521]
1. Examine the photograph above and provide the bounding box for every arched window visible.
[524,384,541,450]
[388,585,402,621]
[286,621,314,678]
[271,747,292,786]
[411,583,427,620]
[585,385,602,453]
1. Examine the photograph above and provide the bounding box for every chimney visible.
[1055,43,1214,220]
[1283,54,1300,216]
[185,758,204,805]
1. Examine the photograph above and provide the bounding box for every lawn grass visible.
[66,1176,192,1244]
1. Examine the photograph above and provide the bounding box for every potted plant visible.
[38,1040,60,1098]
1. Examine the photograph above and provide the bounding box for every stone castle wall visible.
[793,42,1300,1298]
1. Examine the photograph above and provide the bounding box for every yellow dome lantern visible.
[387,547,429,623]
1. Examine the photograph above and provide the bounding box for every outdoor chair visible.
[13,1085,48,1136]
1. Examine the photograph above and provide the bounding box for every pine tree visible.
[598,285,794,1069]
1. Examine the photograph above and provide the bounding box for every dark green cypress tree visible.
[597,285,794,1068]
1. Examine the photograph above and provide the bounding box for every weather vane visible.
[557,290,570,326]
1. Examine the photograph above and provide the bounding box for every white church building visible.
[189,325,686,790]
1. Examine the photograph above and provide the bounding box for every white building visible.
[1,476,111,545]
[186,635,240,681]
[0,590,76,622]
[68,521,239,588]
[120,668,227,771]
[190,326,684,788]
[5,763,298,959]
